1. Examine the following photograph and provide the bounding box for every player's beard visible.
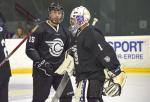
[50,18,61,25]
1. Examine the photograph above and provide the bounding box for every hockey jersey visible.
[26,21,72,74]
[72,25,120,82]
[0,23,11,81]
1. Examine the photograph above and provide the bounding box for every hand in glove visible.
[34,59,54,76]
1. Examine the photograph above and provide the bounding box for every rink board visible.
[11,68,150,74]
[5,36,150,74]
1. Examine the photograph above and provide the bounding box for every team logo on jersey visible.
[45,38,64,57]
[0,26,3,32]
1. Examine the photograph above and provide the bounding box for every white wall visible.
[106,36,150,68]
[5,36,150,69]
[5,39,32,69]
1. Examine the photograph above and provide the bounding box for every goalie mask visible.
[48,2,64,24]
[103,69,126,97]
[70,6,91,34]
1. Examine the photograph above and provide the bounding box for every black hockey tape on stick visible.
[0,24,39,68]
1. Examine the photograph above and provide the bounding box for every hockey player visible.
[0,12,11,102]
[70,6,121,102]
[26,2,74,102]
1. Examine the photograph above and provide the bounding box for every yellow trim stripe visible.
[11,68,32,74]
[11,68,150,74]
[122,68,150,74]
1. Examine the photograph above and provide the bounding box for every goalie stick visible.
[51,72,69,102]
[51,17,98,102]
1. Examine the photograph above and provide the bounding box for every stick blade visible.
[51,72,70,102]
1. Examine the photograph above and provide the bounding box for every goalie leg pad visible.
[55,53,74,76]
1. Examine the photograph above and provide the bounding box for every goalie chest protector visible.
[73,26,105,82]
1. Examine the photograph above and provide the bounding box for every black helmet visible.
[48,2,64,24]
[48,2,64,12]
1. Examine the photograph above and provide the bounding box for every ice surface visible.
[9,74,150,102]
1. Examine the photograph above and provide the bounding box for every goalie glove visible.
[103,69,126,97]
[34,59,54,76]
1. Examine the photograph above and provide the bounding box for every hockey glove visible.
[103,69,126,97]
[34,59,54,76]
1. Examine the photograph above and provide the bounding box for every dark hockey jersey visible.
[73,25,120,82]
[26,21,71,73]
[0,24,11,81]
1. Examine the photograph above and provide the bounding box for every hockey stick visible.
[92,17,98,26]
[51,17,98,102]
[0,24,39,68]
[51,52,74,102]
[51,72,70,102]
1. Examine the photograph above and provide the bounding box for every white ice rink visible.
[9,74,150,102]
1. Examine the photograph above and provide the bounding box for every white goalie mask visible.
[70,6,91,34]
